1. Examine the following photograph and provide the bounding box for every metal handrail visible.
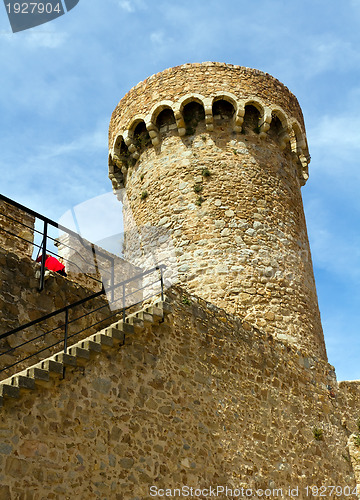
[0,264,166,375]
[0,193,115,291]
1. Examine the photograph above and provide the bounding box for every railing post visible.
[122,282,126,321]
[64,308,69,354]
[39,221,48,292]
[111,256,115,304]
[159,266,164,301]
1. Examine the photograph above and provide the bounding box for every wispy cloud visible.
[303,36,359,75]
[1,25,68,49]
[305,197,360,283]
[117,0,146,13]
[35,120,108,161]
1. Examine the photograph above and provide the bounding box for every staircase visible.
[0,298,171,408]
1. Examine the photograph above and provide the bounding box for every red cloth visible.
[36,255,65,273]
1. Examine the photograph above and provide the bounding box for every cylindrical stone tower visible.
[108,62,326,360]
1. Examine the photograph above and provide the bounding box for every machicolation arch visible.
[109,92,309,189]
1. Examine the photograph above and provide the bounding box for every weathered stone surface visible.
[0,288,357,497]
[109,63,325,360]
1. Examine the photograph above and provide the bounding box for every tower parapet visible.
[109,62,326,359]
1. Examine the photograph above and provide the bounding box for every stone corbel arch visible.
[289,119,307,155]
[109,137,128,189]
[269,106,291,150]
[147,100,175,146]
[243,97,267,133]
[176,94,207,136]
[212,92,239,131]
[122,127,137,159]
[126,116,149,159]
[112,133,124,157]
[298,153,309,185]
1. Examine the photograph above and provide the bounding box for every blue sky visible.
[1,0,359,381]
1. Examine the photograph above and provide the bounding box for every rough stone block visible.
[55,352,77,367]
[27,367,50,385]
[93,333,113,349]
[0,383,19,398]
[81,340,101,353]
[68,346,90,364]
[12,375,35,391]
[41,359,63,376]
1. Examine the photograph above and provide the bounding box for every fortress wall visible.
[339,381,360,433]
[338,381,360,489]
[0,287,355,499]
[0,247,120,380]
[0,200,35,259]
[55,233,141,295]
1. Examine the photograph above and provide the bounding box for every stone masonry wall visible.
[55,233,142,301]
[338,381,360,490]
[0,287,356,499]
[0,200,35,259]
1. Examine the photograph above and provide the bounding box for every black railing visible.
[0,264,166,375]
[0,193,115,291]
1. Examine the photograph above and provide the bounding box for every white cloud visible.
[303,37,358,75]
[25,30,68,49]
[307,108,360,189]
[310,114,360,150]
[35,121,107,161]
[2,26,68,49]
[305,198,360,283]
[117,0,146,13]
[118,0,134,12]
[150,31,166,45]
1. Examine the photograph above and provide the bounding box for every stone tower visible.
[108,62,326,360]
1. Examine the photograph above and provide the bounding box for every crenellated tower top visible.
[109,62,310,188]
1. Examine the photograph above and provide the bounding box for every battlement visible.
[109,62,309,189]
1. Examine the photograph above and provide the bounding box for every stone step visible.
[54,352,77,367]
[144,305,164,322]
[134,310,154,326]
[11,374,35,391]
[68,345,90,365]
[26,367,50,387]
[112,321,134,335]
[92,333,114,349]
[104,327,125,344]
[81,339,102,353]
[125,314,145,332]
[41,359,63,377]
[0,296,170,408]
[155,300,172,315]
[0,382,19,399]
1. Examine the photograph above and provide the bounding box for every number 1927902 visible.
[5,3,62,14]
